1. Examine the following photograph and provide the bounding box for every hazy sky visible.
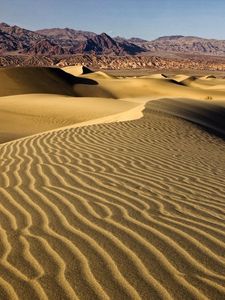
[1,0,225,40]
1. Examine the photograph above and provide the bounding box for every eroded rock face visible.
[0,22,44,54]
[2,54,225,72]
[23,40,66,55]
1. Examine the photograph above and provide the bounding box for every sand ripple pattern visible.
[0,104,225,299]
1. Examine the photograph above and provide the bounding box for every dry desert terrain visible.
[0,66,225,299]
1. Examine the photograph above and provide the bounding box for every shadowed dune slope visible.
[0,102,225,299]
[0,67,99,97]
[0,67,120,99]
[148,98,225,138]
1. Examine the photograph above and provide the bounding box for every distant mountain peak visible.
[99,32,112,38]
[95,32,118,44]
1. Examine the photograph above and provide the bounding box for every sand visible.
[0,66,225,299]
[0,94,138,143]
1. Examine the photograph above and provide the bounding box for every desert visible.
[2,0,225,295]
[0,65,225,299]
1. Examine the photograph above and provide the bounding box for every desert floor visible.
[0,66,225,299]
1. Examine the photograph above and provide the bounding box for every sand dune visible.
[140,73,168,79]
[4,66,225,143]
[0,67,94,97]
[0,67,118,99]
[3,66,225,100]
[0,101,225,299]
[0,94,138,143]
[173,74,192,82]
[179,75,225,92]
[62,65,93,77]
[1,67,225,299]
[201,75,217,80]
[82,71,116,80]
[80,71,225,100]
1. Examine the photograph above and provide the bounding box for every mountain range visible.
[2,22,225,71]
[0,22,143,56]
[2,22,225,57]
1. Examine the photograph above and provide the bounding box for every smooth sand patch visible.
[0,94,139,143]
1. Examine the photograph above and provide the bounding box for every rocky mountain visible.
[3,22,225,57]
[24,39,66,55]
[131,35,225,56]
[114,35,225,57]
[0,22,43,54]
[83,33,143,55]
[0,23,145,56]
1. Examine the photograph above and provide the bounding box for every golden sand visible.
[0,66,225,299]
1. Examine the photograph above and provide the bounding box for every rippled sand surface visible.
[0,66,225,299]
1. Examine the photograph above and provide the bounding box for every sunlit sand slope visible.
[62,65,93,77]
[0,94,137,143]
[0,102,225,299]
